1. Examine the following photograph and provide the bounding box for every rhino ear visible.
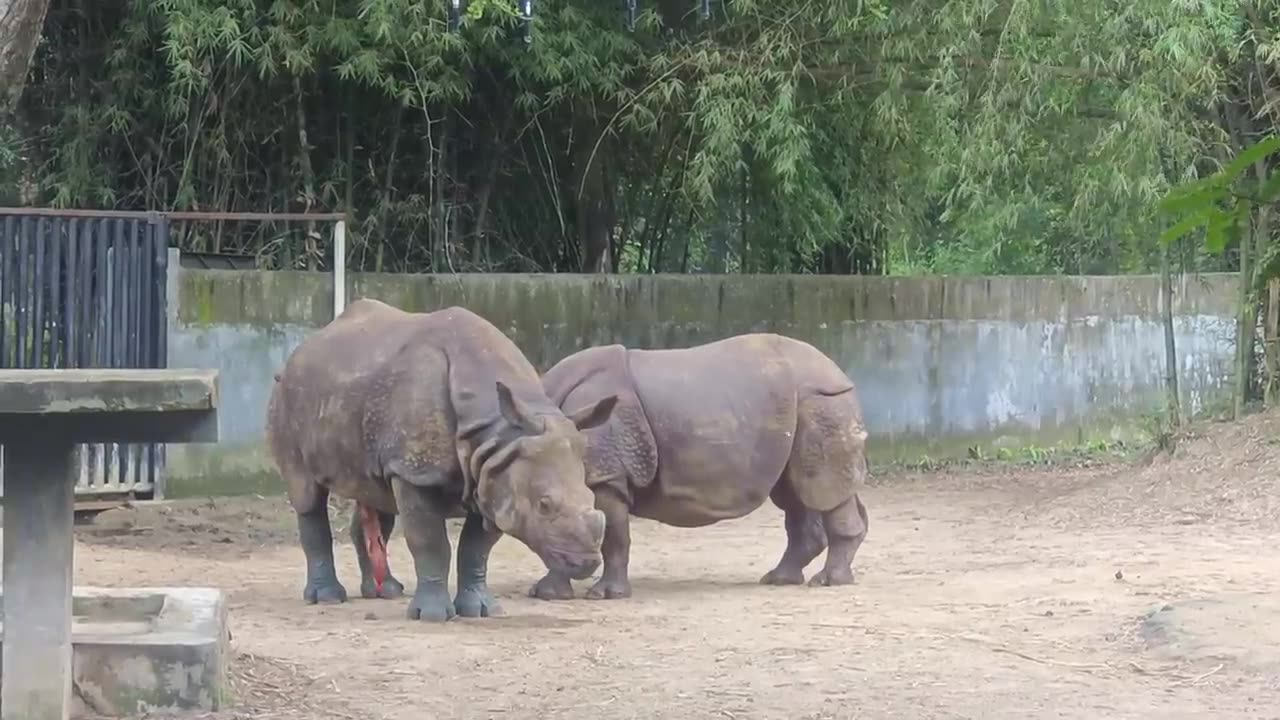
[566,394,618,431]
[496,381,543,434]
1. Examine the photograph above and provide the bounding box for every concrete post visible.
[1,439,75,720]
[333,220,346,318]
[159,247,182,500]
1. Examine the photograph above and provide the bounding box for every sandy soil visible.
[68,410,1280,720]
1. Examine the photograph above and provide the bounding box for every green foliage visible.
[1159,135,1280,253]
[1,0,1258,275]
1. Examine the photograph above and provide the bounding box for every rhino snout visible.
[548,550,601,580]
[540,510,605,580]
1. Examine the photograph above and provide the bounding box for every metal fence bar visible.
[0,207,347,221]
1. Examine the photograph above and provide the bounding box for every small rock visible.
[1161,603,1174,612]
[1043,610,1054,617]
[364,612,377,621]
[1114,569,1124,580]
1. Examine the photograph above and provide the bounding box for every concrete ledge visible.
[0,369,218,415]
[0,586,230,718]
[0,369,220,444]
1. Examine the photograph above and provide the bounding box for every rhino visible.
[528,333,870,601]
[266,298,617,622]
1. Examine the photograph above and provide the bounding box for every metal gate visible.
[0,213,171,501]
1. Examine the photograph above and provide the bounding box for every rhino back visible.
[772,334,856,397]
[624,335,800,523]
[268,300,423,509]
[543,345,659,497]
[269,300,553,512]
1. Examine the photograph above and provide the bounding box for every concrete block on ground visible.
[0,586,230,718]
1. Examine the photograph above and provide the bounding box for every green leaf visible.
[1157,175,1228,216]
[1159,209,1211,245]
[1202,201,1250,254]
[1220,135,1280,182]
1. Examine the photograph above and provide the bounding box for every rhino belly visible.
[625,342,799,526]
[632,470,778,527]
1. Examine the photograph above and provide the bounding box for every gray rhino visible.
[528,333,870,601]
[266,299,617,621]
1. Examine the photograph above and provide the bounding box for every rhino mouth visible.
[542,549,602,580]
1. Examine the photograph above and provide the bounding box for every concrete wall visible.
[164,266,1239,497]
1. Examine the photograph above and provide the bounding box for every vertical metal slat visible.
[15,217,30,369]
[31,217,46,369]
[49,218,63,369]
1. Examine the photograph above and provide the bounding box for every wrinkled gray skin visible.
[266,299,617,621]
[530,333,870,601]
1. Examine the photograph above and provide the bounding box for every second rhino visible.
[529,333,870,601]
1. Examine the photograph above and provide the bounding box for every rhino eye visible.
[537,496,554,515]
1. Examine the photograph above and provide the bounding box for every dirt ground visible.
[69,409,1280,720]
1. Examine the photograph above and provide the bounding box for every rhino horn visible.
[565,394,618,431]
[496,380,544,434]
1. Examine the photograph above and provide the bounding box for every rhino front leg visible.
[351,506,406,600]
[528,569,576,601]
[808,493,869,587]
[454,512,505,617]
[295,486,348,604]
[391,478,456,622]
[585,490,632,600]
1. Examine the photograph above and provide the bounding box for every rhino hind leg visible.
[350,506,406,600]
[454,512,505,617]
[807,493,868,587]
[293,484,349,605]
[779,391,870,587]
[760,480,827,586]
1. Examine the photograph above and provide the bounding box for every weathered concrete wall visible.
[165,268,1239,497]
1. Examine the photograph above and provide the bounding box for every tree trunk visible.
[1265,278,1280,407]
[1160,241,1182,429]
[292,74,318,271]
[433,112,451,273]
[375,106,403,274]
[0,0,50,115]
[472,104,515,269]
[572,110,613,273]
[1236,209,1258,420]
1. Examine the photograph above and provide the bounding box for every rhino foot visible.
[759,567,806,586]
[361,574,406,600]
[528,574,575,601]
[304,579,349,605]
[406,585,457,622]
[807,567,855,587]
[585,577,631,600]
[455,585,504,618]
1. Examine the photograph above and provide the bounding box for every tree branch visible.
[0,0,51,114]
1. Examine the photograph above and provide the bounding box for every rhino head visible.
[470,381,617,580]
